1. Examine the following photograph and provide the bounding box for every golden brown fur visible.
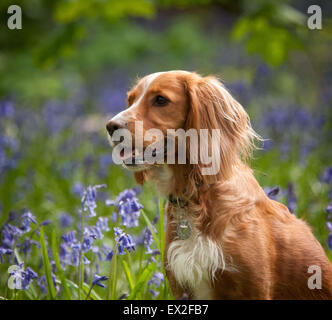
[107,70,332,299]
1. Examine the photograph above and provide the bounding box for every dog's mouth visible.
[109,134,177,171]
[116,145,168,172]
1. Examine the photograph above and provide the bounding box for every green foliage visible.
[232,2,306,66]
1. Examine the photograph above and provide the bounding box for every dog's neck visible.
[145,165,214,204]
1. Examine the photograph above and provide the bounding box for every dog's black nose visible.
[106,119,127,137]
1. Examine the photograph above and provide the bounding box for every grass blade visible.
[51,230,72,300]
[128,263,154,300]
[158,199,165,261]
[40,226,57,300]
[141,210,160,251]
[66,279,102,300]
[121,259,134,292]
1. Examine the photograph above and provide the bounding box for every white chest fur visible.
[166,208,226,300]
[150,166,227,299]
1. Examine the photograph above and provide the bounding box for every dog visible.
[106,70,332,299]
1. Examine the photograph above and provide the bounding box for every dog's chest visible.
[167,207,224,300]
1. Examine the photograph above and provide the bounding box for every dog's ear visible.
[184,74,260,183]
[134,171,146,185]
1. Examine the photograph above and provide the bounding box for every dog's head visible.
[106,70,260,189]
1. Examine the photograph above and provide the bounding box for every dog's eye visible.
[153,95,169,107]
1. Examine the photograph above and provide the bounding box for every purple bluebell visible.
[82,184,106,218]
[2,224,23,248]
[92,246,103,261]
[37,276,47,294]
[143,228,153,254]
[40,220,51,226]
[322,166,332,184]
[147,272,164,297]
[71,182,84,197]
[114,227,135,255]
[59,213,73,228]
[326,221,332,232]
[328,233,332,251]
[71,244,80,266]
[264,186,280,200]
[22,267,38,289]
[148,272,164,287]
[81,235,94,253]
[86,274,108,299]
[62,231,77,245]
[326,201,332,214]
[118,293,129,300]
[92,274,108,288]
[0,247,12,263]
[115,189,143,227]
[0,100,15,118]
[8,262,25,289]
[96,217,110,232]
[286,183,296,214]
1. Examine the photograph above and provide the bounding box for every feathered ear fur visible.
[184,74,261,188]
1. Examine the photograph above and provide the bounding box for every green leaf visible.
[141,210,160,251]
[40,226,57,300]
[158,199,165,261]
[51,230,72,300]
[128,263,155,300]
[121,259,135,292]
[66,279,102,300]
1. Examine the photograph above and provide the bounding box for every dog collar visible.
[168,194,191,240]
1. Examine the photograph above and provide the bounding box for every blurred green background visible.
[0,0,332,299]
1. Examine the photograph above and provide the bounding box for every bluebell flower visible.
[22,267,38,289]
[2,224,23,248]
[92,246,103,261]
[22,239,31,256]
[82,184,106,217]
[328,233,332,251]
[8,262,25,290]
[59,243,68,266]
[59,213,73,228]
[286,183,296,214]
[0,247,12,263]
[92,274,108,288]
[326,201,332,214]
[322,166,332,184]
[22,211,37,225]
[40,220,51,226]
[105,199,116,206]
[326,221,332,232]
[264,186,280,200]
[114,227,135,255]
[62,231,77,245]
[148,272,164,287]
[101,245,113,261]
[98,154,113,178]
[115,189,143,227]
[118,293,129,300]
[0,100,15,118]
[96,217,110,232]
[81,235,93,253]
[151,249,161,257]
[105,249,114,261]
[147,272,164,297]
[37,276,47,294]
[71,182,84,197]
[86,274,108,299]
[71,244,80,266]
[149,289,159,297]
[143,228,153,254]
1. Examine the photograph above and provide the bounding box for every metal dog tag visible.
[176,220,191,240]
